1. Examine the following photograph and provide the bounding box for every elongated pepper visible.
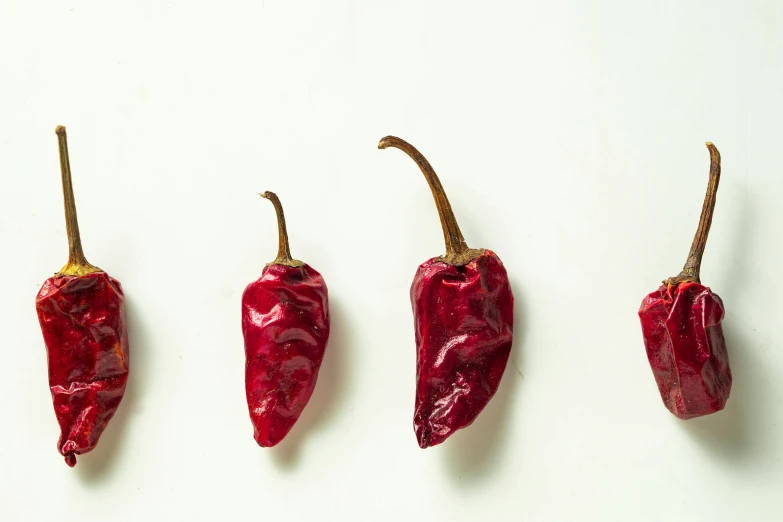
[378,136,514,448]
[242,192,330,447]
[35,126,129,467]
[638,143,731,419]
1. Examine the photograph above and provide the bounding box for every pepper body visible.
[242,263,330,447]
[638,282,731,419]
[411,249,514,447]
[35,271,129,467]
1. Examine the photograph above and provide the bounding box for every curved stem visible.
[55,126,100,277]
[260,191,303,268]
[378,136,481,266]
[666,142,721,286]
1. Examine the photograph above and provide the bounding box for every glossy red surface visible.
[242,263,330,447]
[35,272,129,467]
[411,250,514,448]
[638,282,731,419]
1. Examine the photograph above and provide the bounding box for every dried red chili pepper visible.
[242,191,330,447]
[638,142,731,419]
[35,126,129,467]
[378,136,514,448]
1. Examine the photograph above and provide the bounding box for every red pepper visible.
[638,143,731,419]
[35,127,129,467]
[242,192,330,447]
[379,136,514,448]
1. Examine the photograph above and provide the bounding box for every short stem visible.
[666,142,721,286]
[378,136,481,266]
[260,191,303,268]
[55,126,100,277]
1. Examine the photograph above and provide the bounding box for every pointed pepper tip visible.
[64,452,77,467]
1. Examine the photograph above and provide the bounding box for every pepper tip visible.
[55,125,66,136]
[416,427,435,449]
[64,452,77,467]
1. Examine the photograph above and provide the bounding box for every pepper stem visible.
[260,191,303,268]
[378,136,482,266]
[55,126,101,277]
[665,142,721,286]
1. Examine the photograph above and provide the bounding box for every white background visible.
[0,1,781,521]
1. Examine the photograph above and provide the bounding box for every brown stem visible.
[55,126,101,277]
[378,136,482,266]
[665,142,721,286]
[260,191,303,268]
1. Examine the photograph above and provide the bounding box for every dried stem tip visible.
[260,191,304,268]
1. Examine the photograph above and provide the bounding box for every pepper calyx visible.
[266,259,305,268]
[57,262,102,277]
[437,248,485,267]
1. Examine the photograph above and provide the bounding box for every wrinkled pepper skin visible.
[638,282,731,419]
[411,249,514,448]
[35,271,129,467]
[242,263,330,447]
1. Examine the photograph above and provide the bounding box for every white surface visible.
[1,1,781,521]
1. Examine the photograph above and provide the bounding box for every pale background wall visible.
[0,1,780,521]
